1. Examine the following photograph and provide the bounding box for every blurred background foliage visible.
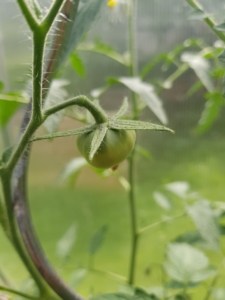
[0,0,225,299]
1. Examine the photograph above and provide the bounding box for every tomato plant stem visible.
[184,0,225,43]
[127,0,139,286]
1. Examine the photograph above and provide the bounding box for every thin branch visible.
[90,269,128,283]
[184,0,225,42]
[16,0,39,31]
[138,213,186,235]
[43,95,108,124]
[41,0,66,31]
[0,285,37,300]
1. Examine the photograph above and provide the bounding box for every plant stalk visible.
[127,0,139,286]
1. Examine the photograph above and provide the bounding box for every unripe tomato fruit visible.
[77,129,136,169]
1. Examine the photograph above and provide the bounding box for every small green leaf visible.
[188,9,208,20]
[153,192,172,210]
[2,146,14,163]
[77,40,129,66]
[70,53,86,77]
[218,49,225,63]
[58,157,87,187]
[165,181,190,199]
[88,225,107,255]
[70,269,88,288]
[186,81,203,98]
[134,288,160,300]
[186,200,220,251]
[196,92,224,134]
[0,92,29,104]
[31,124,96,142]
[0,100,21,127]
[173,231,205,246]
[43,80,69,134]
[181,52,214,92]
[109,119,174,133]
[89,124,108,160]
[113,98,129,119]
[164,243,215,283]
[214,23,225,31]
[56,224,76,259]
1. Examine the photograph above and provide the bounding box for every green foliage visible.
[70,53,86,77]
[56,224,77,260]
[88,225,108,255]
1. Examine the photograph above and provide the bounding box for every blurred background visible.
[0,0,225,299]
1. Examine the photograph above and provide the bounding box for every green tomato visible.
[77,129,136,169]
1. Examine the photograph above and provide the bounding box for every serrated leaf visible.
[164,243,215,283]
[214,23,225,31]
[77,41,129,66]
[181,53,214,92]
[188,9,208,20]
[89,225,107,255]
[109,119,174,133]
[70,53,86,77]
[58,0,104,68]
[70,269,88,288]
[165,181,190,199]
[58,157,87,187]
[113,98,129,119]
[43,80,69,134]
[109,77,168,124]
[89,125,108,160]
[31,124,96,142]
[153,192,172,210]
[186,200,220,251]
[56,224,76,259]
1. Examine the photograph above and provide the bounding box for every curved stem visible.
[127,0,139,286]
[0,170,49,296]
[43,95,108,124]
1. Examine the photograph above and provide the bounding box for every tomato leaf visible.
[181,53,214,92]
[108,77,168,124]
[88,225,108,255]
[58,157,87,187]
[56,224,76,259]
[31,124,96,142]
[186,200,220,251]
[89,124,108,161]
[109,119,174,133]
[77,40,130,66]
[70,53,86,77]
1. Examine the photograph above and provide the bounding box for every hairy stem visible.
[127,0,139,286]
[16,0,38,31]
[184,0,225,42]
[43,95,108,124]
